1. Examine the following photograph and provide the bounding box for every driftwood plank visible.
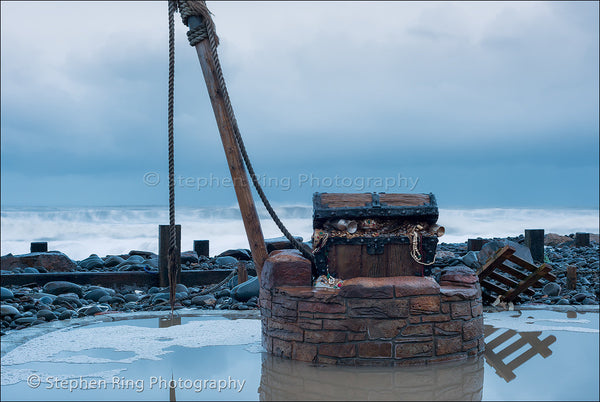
[507,254,556,281]
[489,272,535,296]
[502,264,551,303]
[480,279,509,297]
[477,245,515,280]
[496,263,528,280]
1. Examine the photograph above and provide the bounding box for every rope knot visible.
[174,0,219,47]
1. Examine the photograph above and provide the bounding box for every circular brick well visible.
[259,250,484,365]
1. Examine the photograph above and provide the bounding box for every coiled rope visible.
[168,0,314,262]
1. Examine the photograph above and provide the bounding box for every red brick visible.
[304,330,346,343]
[440,272,478,285]
[271,303,297,320]
[434,320,462,335]
[259,288,271,302]
[316,355,338,365]
[421,314,451,323]
[408,316,421,324]
[435,336,463,355]
[298,301,346,314]
[440,286,478,300]
[323,319,366,332]
[462,317,483,341]
[358,342,392,358]
[478,337,485,353]
[276,286,340,301]
[271,295,298,309]
[266,320,303,341]
[347,332,367,341]
[462,339,478,352]
[262,331,272,352]
[471,301,483,317]
[314,313,347,319]
[394,276,440,297]
[261,250,312,289]
[292,342,317,362]
[367,319,407,339]
[297,319,322,330]
[410,296,440,314]
[395,341,433,358]
[395,336,433,343]
[401,323,433,336]
[272,338,293,358]
[347,299,409,318]
[339,277,394,298]
[451,302,472,319]
[319,343,356,358]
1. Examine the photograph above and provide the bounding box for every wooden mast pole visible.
[188,16,268,279]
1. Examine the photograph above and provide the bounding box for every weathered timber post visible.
[159,224,181,287]
[524,229,544,263]
[575,232,590,248]
[30,242,48,253]
[237,262,248,285]
[188,15,268,280]
[467,238,486,252]
[194,240,210,257]
[566,265,577,290]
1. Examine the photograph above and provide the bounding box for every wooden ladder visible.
[476,245,556,304]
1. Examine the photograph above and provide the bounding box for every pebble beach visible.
[1,232,598,336]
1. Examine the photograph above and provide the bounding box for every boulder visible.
[43,281,83,297]
[128,250,156,258]
[1,304,20,317]
[84,288,110,302]
[544,233,573,247]
[542,282,561,297]
[181,251,199,265]
[264,236,304,253]
[217,249,252,261]
[191,294,217,307]
[231,276,259,302]
[1,251,77,272]
[478,240,534,270]
[103,255,125,268]
[215,256,238,267]
[23,267,40,273]
[36,309,57,321]
[461,251,481,270]
[1,287,14,301]
[79,254,104,270]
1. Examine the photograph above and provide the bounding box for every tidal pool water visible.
[1,309,598,401]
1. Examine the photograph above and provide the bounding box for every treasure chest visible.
[312,192,443,279]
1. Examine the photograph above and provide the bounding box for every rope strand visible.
[167,0,179,315]
[175,0,314,262]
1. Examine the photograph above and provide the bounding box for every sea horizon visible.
[1,205,598,261]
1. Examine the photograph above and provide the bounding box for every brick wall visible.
[260,250,484,365]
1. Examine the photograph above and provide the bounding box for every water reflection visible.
[259,354,485,401]
[158,316,181,328]
[484,326,556,383]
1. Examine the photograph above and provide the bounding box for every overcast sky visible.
[1,1,598,209]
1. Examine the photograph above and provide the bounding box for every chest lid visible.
[313,192,438,226]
